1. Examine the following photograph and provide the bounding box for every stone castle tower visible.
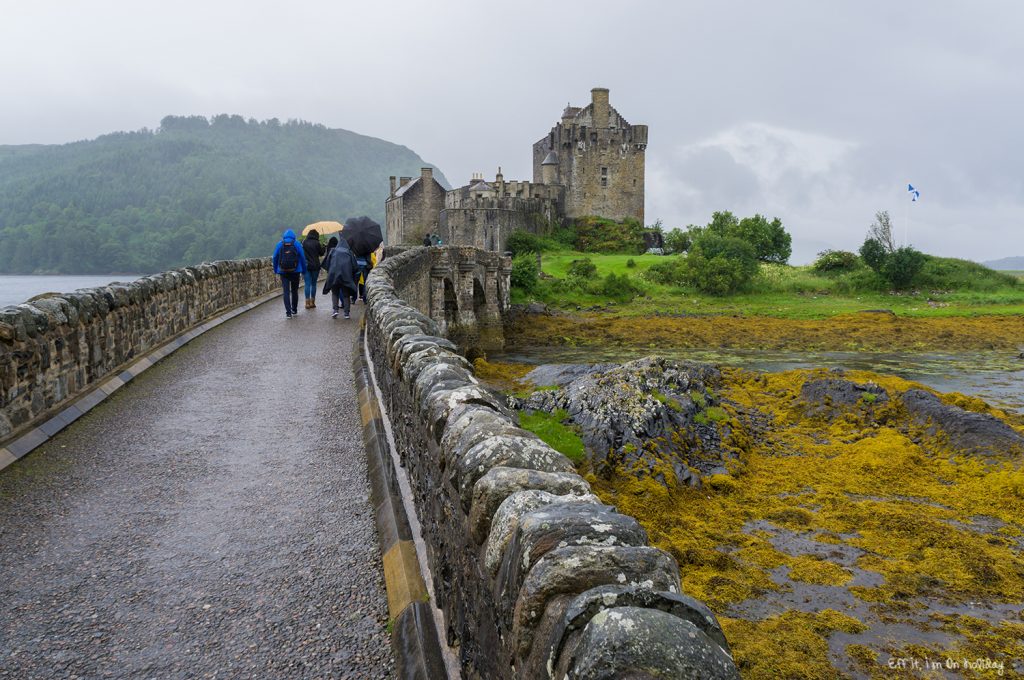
[531,87,647,222]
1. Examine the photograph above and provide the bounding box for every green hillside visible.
[0,115,448,274]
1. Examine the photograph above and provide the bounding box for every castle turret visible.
[532,87,646,223]
[541,151,559,185]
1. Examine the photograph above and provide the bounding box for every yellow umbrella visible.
[302,221,343,237]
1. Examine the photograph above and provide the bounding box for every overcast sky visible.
[2,0,1021,263]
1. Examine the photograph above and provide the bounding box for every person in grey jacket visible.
[321,239,358,319]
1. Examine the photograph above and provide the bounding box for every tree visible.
[735,214,791,264]
[664,228,691,254]
[859,238,888,273]
[699,211,791,264]
[868,210,897,253]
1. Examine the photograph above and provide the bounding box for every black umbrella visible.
[342,216,384,257]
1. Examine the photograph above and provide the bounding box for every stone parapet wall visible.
[365,246,738,678]
[0,259,277,442]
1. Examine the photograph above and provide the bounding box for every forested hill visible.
[0,115,449,274]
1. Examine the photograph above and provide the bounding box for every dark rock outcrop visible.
[902,388,1024,454]
[518,356,732,484]
[799,376,889,417]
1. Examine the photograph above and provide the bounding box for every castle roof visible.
[469,180,494,192]
[541,151,559,165]
[393,177,420,198]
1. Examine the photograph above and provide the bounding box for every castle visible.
[386,88,647,251]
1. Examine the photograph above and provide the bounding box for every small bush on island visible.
[510,253,539,293]
[684,234,760,294]
[506,230,544,256]
[567,258,598,279]
[881,247,926,290]
[813,250,860,274]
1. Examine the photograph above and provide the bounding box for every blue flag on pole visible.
[908,184,920,201]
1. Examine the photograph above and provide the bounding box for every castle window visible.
[590,132,597,142]
[601,166,608,187]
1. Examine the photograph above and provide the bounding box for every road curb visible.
[353,327,449,680]
[0,290,278,473]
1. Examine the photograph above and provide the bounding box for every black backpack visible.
[279,242,299,272]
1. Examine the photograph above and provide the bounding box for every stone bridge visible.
[0,250,737,679]
[383,245,511,353]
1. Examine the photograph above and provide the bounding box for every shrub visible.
[567,258,598,279]
[682,234,759,295]
[510,253,539,292]
[599,272,643,301]
[881,246,926,290]
[574,216,646,254]
[684,253,754,295]
[626,258,637,268]
[813,249,860,273]
[859,238,888,273]
[644,257,687,285]
[506,230,544,256]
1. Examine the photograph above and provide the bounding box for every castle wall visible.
[440,187,561,252]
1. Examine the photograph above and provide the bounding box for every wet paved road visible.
[0,300,393,678]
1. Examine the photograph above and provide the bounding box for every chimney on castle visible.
[421,167,433,182]
[591,87,610,128]
[399,176,411,188]
[389,176,397,197]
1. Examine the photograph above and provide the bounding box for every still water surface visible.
[0,275,139,309]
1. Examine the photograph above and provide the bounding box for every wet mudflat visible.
[0,300,393,678]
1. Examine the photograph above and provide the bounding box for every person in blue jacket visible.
[272,229,307,318]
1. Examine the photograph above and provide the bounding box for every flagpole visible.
[904,193,909,247]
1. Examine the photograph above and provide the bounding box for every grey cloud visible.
[1,0,1022,261]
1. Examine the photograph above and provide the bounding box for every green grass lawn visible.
[516,252,1024,319]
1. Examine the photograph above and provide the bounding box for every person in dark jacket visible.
[354,253,373,304]
[301,230,326,309]
[422,233,432,247]
[321,240,358,319]
[272,229,307,318]
[323,236,339,264]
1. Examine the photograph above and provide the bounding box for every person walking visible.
[272,228,307,318]
[321,238,358,319]
[354,252,373,304]
[302,229,326,309]
[323,236,339,264]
